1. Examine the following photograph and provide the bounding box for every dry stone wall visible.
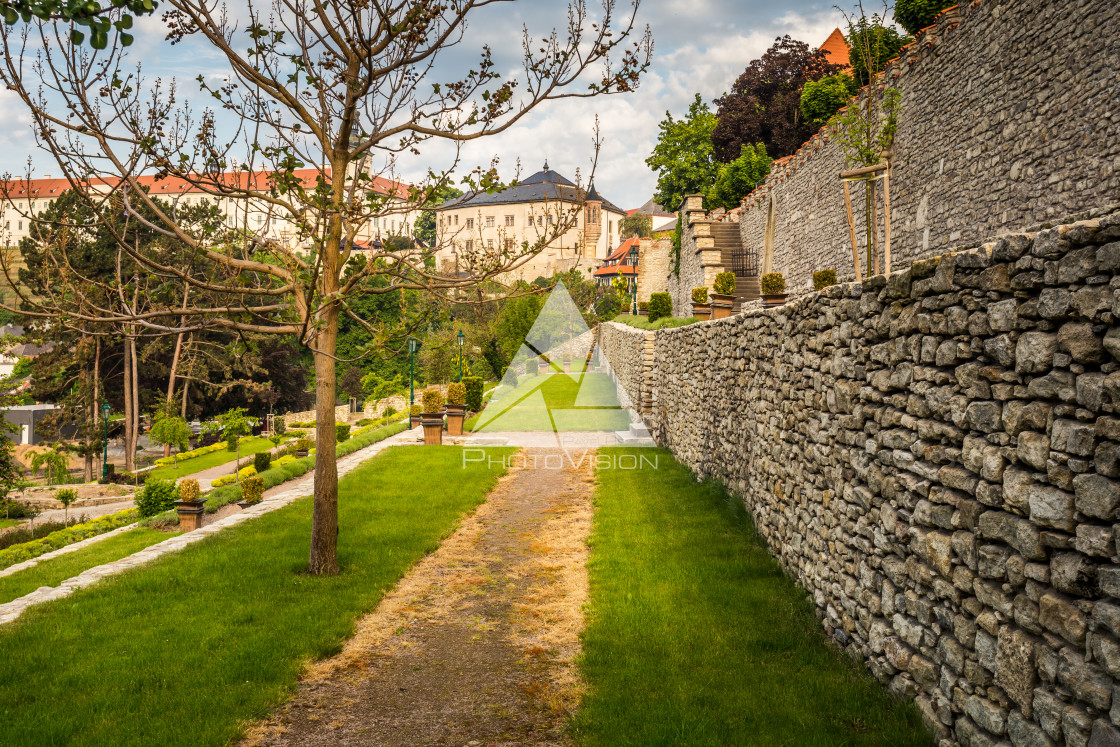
[726,0,1120,295]
[600,207,1120,745]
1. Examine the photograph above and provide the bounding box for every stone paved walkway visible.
[0,427,421,627]
[242,447,594,746]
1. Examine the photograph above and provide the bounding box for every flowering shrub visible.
[152,436,253,467]
[210,464,258,488]
[0,508,139,570]
[241,476,265,504]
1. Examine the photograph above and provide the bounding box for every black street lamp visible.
[456,329,465,383]
[628,245,639,315]
[408,337,421,406]
[101,402,111,479]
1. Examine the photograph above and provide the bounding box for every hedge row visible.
[0,508,139,571]
[152,435,254,467]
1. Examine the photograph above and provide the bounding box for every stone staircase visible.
[615,419,654,445]
[711,222,760,310]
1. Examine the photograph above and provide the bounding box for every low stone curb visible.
[0,429,420,627]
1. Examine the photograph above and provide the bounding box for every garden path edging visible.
[0,428,421,627]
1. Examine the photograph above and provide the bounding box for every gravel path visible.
[243,447,595,747]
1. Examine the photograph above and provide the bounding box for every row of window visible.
[462,238,517,252]
[440,213,557,229]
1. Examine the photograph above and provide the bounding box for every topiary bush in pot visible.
[691,287,708,304]
[447,381,466,406]
[240,475,265,505]
[336,423,351,442]
[813,269,837,291]
[713,271,736,296]
[761,272,786,295]
[421,387,443,414]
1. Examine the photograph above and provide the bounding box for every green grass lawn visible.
[573,447,933,747]
[145,436,282,482]
[0,445,513,746]
[0,518,21,530]
[471,371,630,432]
[0,528,177,605]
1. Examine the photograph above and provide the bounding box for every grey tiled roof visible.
[438,169,624,215]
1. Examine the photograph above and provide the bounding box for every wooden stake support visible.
[843,180,862,282]
[882,169,892,276]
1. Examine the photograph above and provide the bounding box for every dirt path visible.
[243,447,595,747]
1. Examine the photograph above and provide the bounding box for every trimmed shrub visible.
[813,268,837,291]
[336,424,351,443]
[241,475,264,504]
[447,381,466,405]
[464,377,484,412]
[421,387,443,413]
[296,437,312,453]
[691,287,708,304]
[648,292,672,322]
[713,271,736,295]
[253,451,272,473]
[136,479,177,517]
[637,301,648,312]
[273,417,287,435]
[179,479,200,502]
[761,272,786,295]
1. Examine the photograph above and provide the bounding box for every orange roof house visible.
[819,28,851,72]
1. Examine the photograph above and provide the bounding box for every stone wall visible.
[599,208,1120,745]
[700,0,1120,296]
[636,238,671,304]
[667,196,726,316]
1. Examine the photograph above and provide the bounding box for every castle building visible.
[433,164,625,282]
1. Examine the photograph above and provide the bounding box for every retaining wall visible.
[600,207,1120,745]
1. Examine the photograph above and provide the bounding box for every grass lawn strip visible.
[0,444,513,746]
[145,436,283,482]
[0,424,415,627]
[573,447,933,746]
[0,528,176,606]
[472,372,629,433]
[0,518,20,530]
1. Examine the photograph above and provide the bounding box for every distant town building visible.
[818,28,851,71]
[434,164,625,282]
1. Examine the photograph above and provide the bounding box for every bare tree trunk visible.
[181,377,190,420]
[130,334,139,472]
[93,338,101,478]
[308,306,340,576]
[123,337,134,473]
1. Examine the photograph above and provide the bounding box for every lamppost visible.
[101,402,111,479]
[628,245,639,315]
[456,329,465,383]
[408,336,420,406]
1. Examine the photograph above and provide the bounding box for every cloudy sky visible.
[0,0,848,210]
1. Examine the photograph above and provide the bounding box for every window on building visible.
[503,238,515,252]
[487,238,494,249]
[485,216,495,228]
[256,214,264,225]
[466,217,474,229]
[17,221,22,231]
[546,215,553,226]
[453,215,459,225]
[439,216,444,227]
[504,215,514,227]
[465,239,473,251]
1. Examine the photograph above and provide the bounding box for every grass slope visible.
[145,436,281,482]
[574,447,932,747]
[0,445,513,746]
[472,371,630,432]
[0,528,177,605]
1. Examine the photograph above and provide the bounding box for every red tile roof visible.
[819,28,851,71]
[593,264,637,277]
[603,236,640,263]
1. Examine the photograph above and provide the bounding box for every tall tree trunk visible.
[130,334,139,472]
[93,338,101,478]
[308,308,340,575]
[123,337,134,473]
[181,377,190,420]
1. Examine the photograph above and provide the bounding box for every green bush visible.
[638,301,648,312]
[410,404,422,417]
[894,0,955,35]
[136,479,178,518]
[691,287,708,304]
[253,452,272,473]
[336,424,351,443]
[0,508,139,570]
[813,269,838,291]
[356,418,374,427]
[464,377,484,412]
[648,292,672,322]
[241,476,264,504]
[296,437,312,453]
[713,271,735,295]
[447,381,466,405]
[761,272,786,295]
[273,417,287,436]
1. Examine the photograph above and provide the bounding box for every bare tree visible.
[0,0,651,574]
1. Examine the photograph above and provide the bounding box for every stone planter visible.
[421,414,444,445]
[637,308,648,317]
[692,303,711,321]
[761,293,788,309]
[538,361,550,375]
[409,414,423,429]
[445,404,466,436]
[710,293,734,319]
[295,448,308,457]
[175,499,207,532]
[564,361,571,373]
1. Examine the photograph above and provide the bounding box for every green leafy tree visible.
[799,73,860,130]
[846,12,910,86]
[217,407,250,481]
[894,0,955,35]
[0,0,155,48]
[618,213,652,239]
[30,445,70,486]
[55,487,77,520]
[706,143,772,211]
[646,94,720,212]
[149,402,192,463]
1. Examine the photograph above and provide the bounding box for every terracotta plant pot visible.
[761,293,788,309]
[692,303,711,320]
[409,414,423,429]
[538,361,550,375]
[637,308,648,317]
[421,414,444,445]
[174,499,206,532]
[564,361,571,373]
[709,293,734,319]
[295,449,308,457]
[445,404,466,436]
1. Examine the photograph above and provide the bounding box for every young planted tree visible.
[0,0,651,574]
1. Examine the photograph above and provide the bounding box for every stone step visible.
[614,430,655,445]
